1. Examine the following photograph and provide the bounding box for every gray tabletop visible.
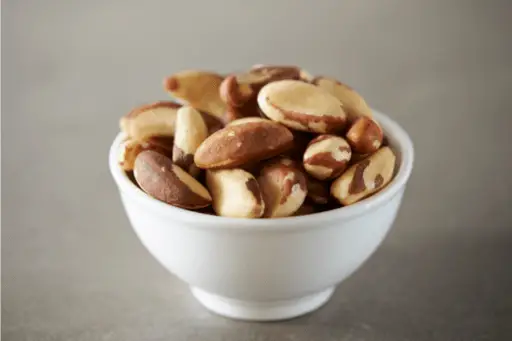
[3,0,512,340]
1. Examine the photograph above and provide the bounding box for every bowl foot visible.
[191,286,335,321]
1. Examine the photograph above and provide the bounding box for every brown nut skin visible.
[303,135,352,180]
[258,80,347,133]
[258,163,307,218]
[346,117,384,154]
[312,77,373,122]
[206,169,265,218]
[306,177,330,205]
[172,106,208,177]
[118,137,174,171]
[330,146,396,206]
[133,150,212,209]
[194,120,294,169]
[163,70,226,119]
[221,67,301,122]
[293,203,317,216]
[120,101,181,141]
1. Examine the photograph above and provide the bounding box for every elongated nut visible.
[303,135,352,180]
[120,101,181,141]
[346,117,383,154]
[194,120,293,169]
[206,169,265,218]
[312,77,372,122]
[133,150,212,209]
[163,70,226,119]
[119,137,174,171]
[306,177,330,205]
[331,147,396,205]
[258,163,307,218]
[258,80,347,133]
[172,106,208,177]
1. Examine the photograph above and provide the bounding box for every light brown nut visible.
[206,169,265,218]
[258,163,307,218]
[299,69,314,82]
[303,135,352,180]
[346,117,384,154]
[198,110,225,135]
[306,177,330,205]
[226,117,269,127]
[118,137,174,171]
[330,147,396,205]
[258,80,347,133]
[133,150,212,209]
[120,101,181,141]
[312,77,372,122]
[163,70,226,119]
[194,120,293,169]
[172,106,208,177]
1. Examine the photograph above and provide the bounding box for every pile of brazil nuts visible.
[118,65,397,218]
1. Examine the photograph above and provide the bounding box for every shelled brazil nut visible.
[118,64,398,218]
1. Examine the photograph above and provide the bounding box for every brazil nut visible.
[194,120,293,169]
[303,135,352,180]
[258,162,307,218]
[133,150,212,209]
[258,80,347,133]
[206,169,265,218]
[172,106,208,177]
[346,116,383,154]
[330,146,396,205]
[312,77,373,122]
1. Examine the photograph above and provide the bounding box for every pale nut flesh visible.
[194,120,293,169]
[133,150,212,209]
[303,135,352,180]
[330,146,396,206]
[258,80,347,133]
[312,77,373,122]
[258,163,307,218]
[206,169,265,218]
[226,117,269,127]
[163,70,226,119]
[172,106,208,177]
[119,137,174,171]
[120,101,181,141]
[346,116,383,154]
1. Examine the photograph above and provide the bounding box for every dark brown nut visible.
[220,66,301,122]
[172,106,208,177]
[330,146,396,205]
[133,150,212,209]
[163,70,226,119]
[346,117,384,154]
[306,177,330,205]
[258,80,347,133]
[194,120,293,169]
[303,135,352,180]
[120,101,181,141]
[258,163,307,218]
[293,203,317,216]
[118,137,174,171]
[312,77,372,122]
[350,152,371,165]
[206,169,265,218]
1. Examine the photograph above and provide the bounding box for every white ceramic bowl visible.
[109,110,414,321]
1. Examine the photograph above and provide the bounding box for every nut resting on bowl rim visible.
[110,109,414,321]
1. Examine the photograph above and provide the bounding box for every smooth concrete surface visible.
[2,0,512,340]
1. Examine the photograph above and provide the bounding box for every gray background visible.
[2,0,512,340]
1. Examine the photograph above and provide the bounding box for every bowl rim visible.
[109,110,414,231]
